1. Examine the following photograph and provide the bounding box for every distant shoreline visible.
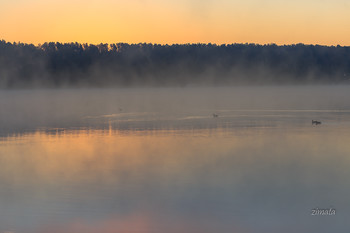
[1,40,350,88]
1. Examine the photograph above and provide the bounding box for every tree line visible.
[0,40,349,88]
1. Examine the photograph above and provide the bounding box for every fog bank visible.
[1,41,350,88]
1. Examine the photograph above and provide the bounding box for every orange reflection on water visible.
[0,128,244,187]
[1,126,350,233]
[2,127,350,184]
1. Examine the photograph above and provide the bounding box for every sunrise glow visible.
[1,0,349,45]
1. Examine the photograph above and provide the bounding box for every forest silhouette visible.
[0,40,349,88]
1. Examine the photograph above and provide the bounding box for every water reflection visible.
[1,124,350,233]
[1,86,350,233]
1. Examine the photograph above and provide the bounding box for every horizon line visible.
[1,39,349,48]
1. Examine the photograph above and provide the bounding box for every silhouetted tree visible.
[0,40,349,88]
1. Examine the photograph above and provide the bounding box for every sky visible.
[0,0,350,45]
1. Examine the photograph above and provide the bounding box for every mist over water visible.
[1,85,350,233]
[1,42,350,88]
[1,86,350,133]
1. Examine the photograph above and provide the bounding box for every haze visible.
[1,0,350,232]
[1,86,350,134]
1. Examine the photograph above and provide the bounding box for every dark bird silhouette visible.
[312,120,321,125]
[213,113,219,118]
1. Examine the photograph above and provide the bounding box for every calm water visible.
[1,87,350,233]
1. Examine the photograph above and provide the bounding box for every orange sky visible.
[1,0,350,45]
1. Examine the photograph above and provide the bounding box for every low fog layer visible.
[1,41,350,88]
[1,86,350,134]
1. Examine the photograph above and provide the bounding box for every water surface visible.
[1,86,350,233]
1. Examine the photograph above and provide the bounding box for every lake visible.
[1,86,350,233]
